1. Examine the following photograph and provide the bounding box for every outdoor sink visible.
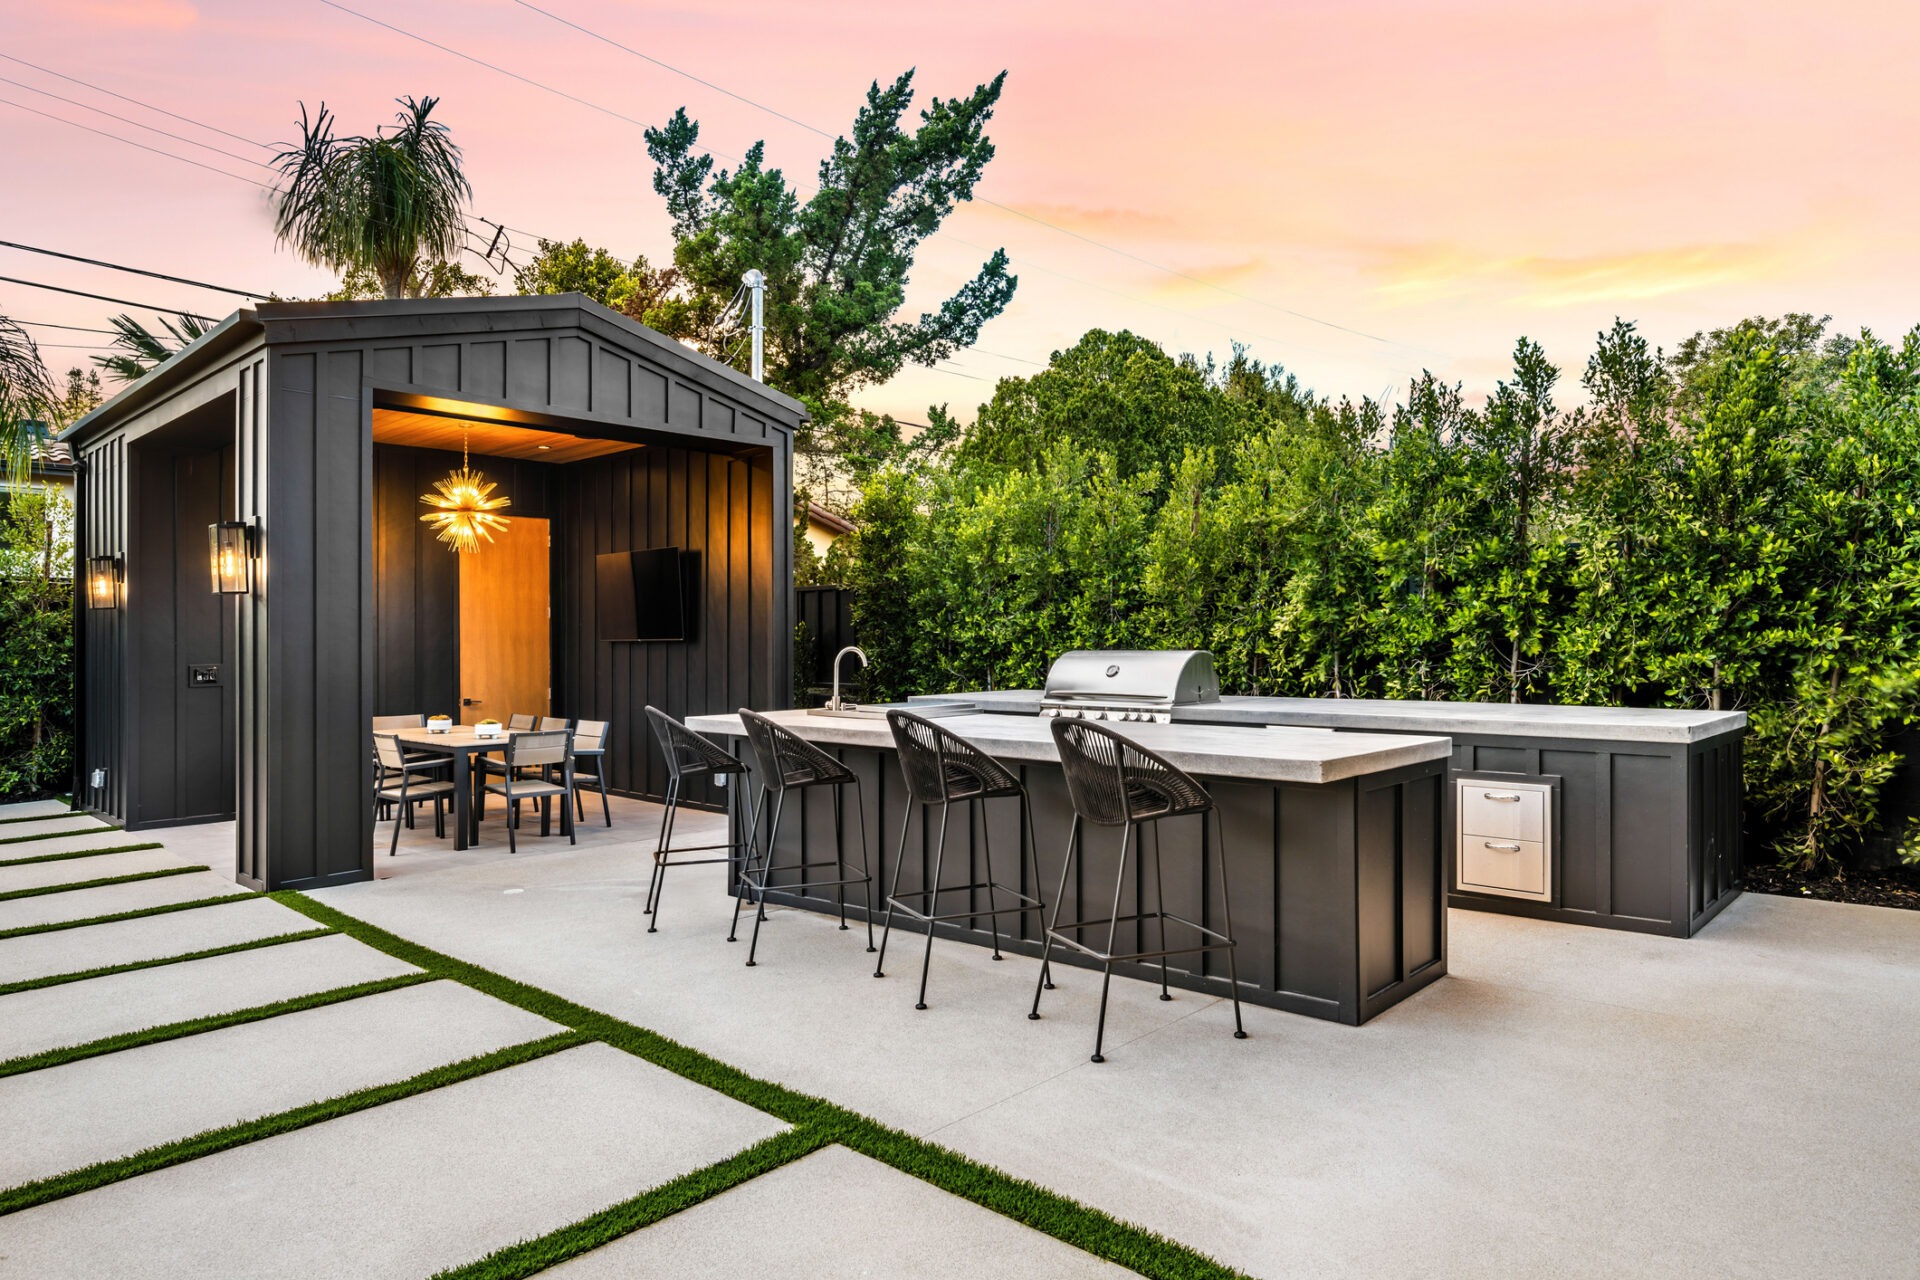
[807,700,975,720]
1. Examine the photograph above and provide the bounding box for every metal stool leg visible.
[745,790,784,966]
[856,783,876,953]
[1090,820,1135,1064]
[1031,814,1080,1020]
[1152,821,1172,1001]
[1215,810,1248,1040]
[916,800,951,1010]
[1024,795,1054,989]
[833,786,848,931]
[646,779,675,930]
[728,788,771,943]
[874,806,915,978]
[978,798,1004,961]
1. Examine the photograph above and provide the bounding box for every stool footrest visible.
[884,882,1043,924]
[1042,909,1235,964]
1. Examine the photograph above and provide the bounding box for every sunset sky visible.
[8,0,1919,422]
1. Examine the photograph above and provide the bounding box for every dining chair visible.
[508,714,537,730]
[480,714,565,794]
[372,732,456,856]
[481,729,576,853]
[572,717,613,828]
[370,713,445,823]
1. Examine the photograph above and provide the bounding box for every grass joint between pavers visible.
[0,842,167,868]
[0,928,336,998]
[0,890,258,941]
[0,864,211,902]
[0,971,435,1079]
[274,891,1248,1280]
[0,1030,588,1216]
[0,823,123,847]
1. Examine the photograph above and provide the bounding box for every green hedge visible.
[0,488,73,802]
[847,320,1920,871]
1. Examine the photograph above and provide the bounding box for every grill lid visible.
[1040,650,1219,721]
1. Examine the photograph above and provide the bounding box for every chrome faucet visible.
[827,645,869,711]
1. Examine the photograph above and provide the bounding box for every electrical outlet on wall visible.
[188,664,221,687]
[90,768,106,788]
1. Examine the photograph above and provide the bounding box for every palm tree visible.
[271,96,473,300]
[93,312,211,383]
[0,310,56,479]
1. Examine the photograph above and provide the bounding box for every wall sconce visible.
[86,555,120,610]
[208,521,254,594]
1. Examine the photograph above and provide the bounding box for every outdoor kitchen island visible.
[686,708,1455,1026]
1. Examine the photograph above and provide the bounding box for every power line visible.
[0,51,271,149]
[313,1,1426,382]
[505,0,1434,356]
[0,276,218,323]
[17,320,119,335]
[0,73,273,169]
[0,241,269,299]
[0,96,270,189]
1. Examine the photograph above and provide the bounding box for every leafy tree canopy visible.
[513,238,678,318]
[326,259,491,301]
[641,69,1017,409]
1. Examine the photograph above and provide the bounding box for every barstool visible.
[1030,717,1247,1063]
[874,710,1051,1009]
[642,706,754,933]
[734,710,876,966]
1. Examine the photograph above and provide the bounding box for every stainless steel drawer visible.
[1456,777,1553,902]
[1459,836,1549,900]
[1459,785,1547,841]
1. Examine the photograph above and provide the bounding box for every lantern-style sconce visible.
[208,521,254,594]
[85,555,120,610]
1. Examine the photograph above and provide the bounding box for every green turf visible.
[0,864,210,902]
[0,927,334,998]
[0,972,434,1079]
[0,1030,588,1216]
[0,890,256,941]
[277,891,1246,1280]
[0,809,84,826]
[0,841,166,868]
[0,822,121,846]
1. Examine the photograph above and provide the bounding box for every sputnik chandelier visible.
[419,424,511,552]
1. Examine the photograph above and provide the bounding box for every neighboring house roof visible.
[806,501,855,536]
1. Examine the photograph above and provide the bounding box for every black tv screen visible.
[596,548,688,641]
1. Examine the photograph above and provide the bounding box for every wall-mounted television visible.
[596,547,693,642]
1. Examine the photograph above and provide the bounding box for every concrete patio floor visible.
[2,793,1915,1278]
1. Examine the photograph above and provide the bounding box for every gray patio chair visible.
[371,713,446,823]
[481,729,575,853]
[373,732,456,856]
[573,717,613,828]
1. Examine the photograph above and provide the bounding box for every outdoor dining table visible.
[389,725,544,850]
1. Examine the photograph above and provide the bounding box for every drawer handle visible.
[1483,841,1523,852]
[1482,792,1522,802]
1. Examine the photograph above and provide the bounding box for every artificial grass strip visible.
[0,822,121,846]
[277,892,1247,1280]
[432,1127,832,1280]
[0,927,335,997]
[0,809,83,826]
[0,864,210,902]
[0,841,165,868]
[0,890,256,941]
[0,972,434,1079]
[0,1030,589,1216]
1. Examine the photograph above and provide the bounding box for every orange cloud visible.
[1369,242,1785,308]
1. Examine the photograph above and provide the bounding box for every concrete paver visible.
[0,1043,786,1279]
[0,932,418,1060]
[0,801,83,822]
[0,980,561,1188]
[0,816,112,844]
[0,895,319,986]
[0,829,152,865]
[0,871,248,933]
[550,1143,1138,1278]
[0,848,203,895]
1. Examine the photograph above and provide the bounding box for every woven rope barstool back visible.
[887,710,1020,805]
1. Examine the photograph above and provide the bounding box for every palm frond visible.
[91,312,207,383]
[0,311,57,477]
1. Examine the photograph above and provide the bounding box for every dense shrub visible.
[847,321,1920,871]
[0,488,74,801]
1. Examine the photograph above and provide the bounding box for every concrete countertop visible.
[684,709,1452,786]
[919,690,1746,745]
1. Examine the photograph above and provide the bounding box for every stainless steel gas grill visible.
[1037,649,1221,723]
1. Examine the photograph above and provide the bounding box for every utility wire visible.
[0,96,269,189]
[0,276,218,322]
[0,74,273,169]
[312,1,1425,381]
[17,320,119,335]
[0,51,271,148]
[0,241,269,299]
[506,0,1433,354]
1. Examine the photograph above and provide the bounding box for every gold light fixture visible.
[419,425,510,553]
[208,521,254,594]
[86,555,120,609]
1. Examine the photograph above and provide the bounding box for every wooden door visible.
[458,517,550,723]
